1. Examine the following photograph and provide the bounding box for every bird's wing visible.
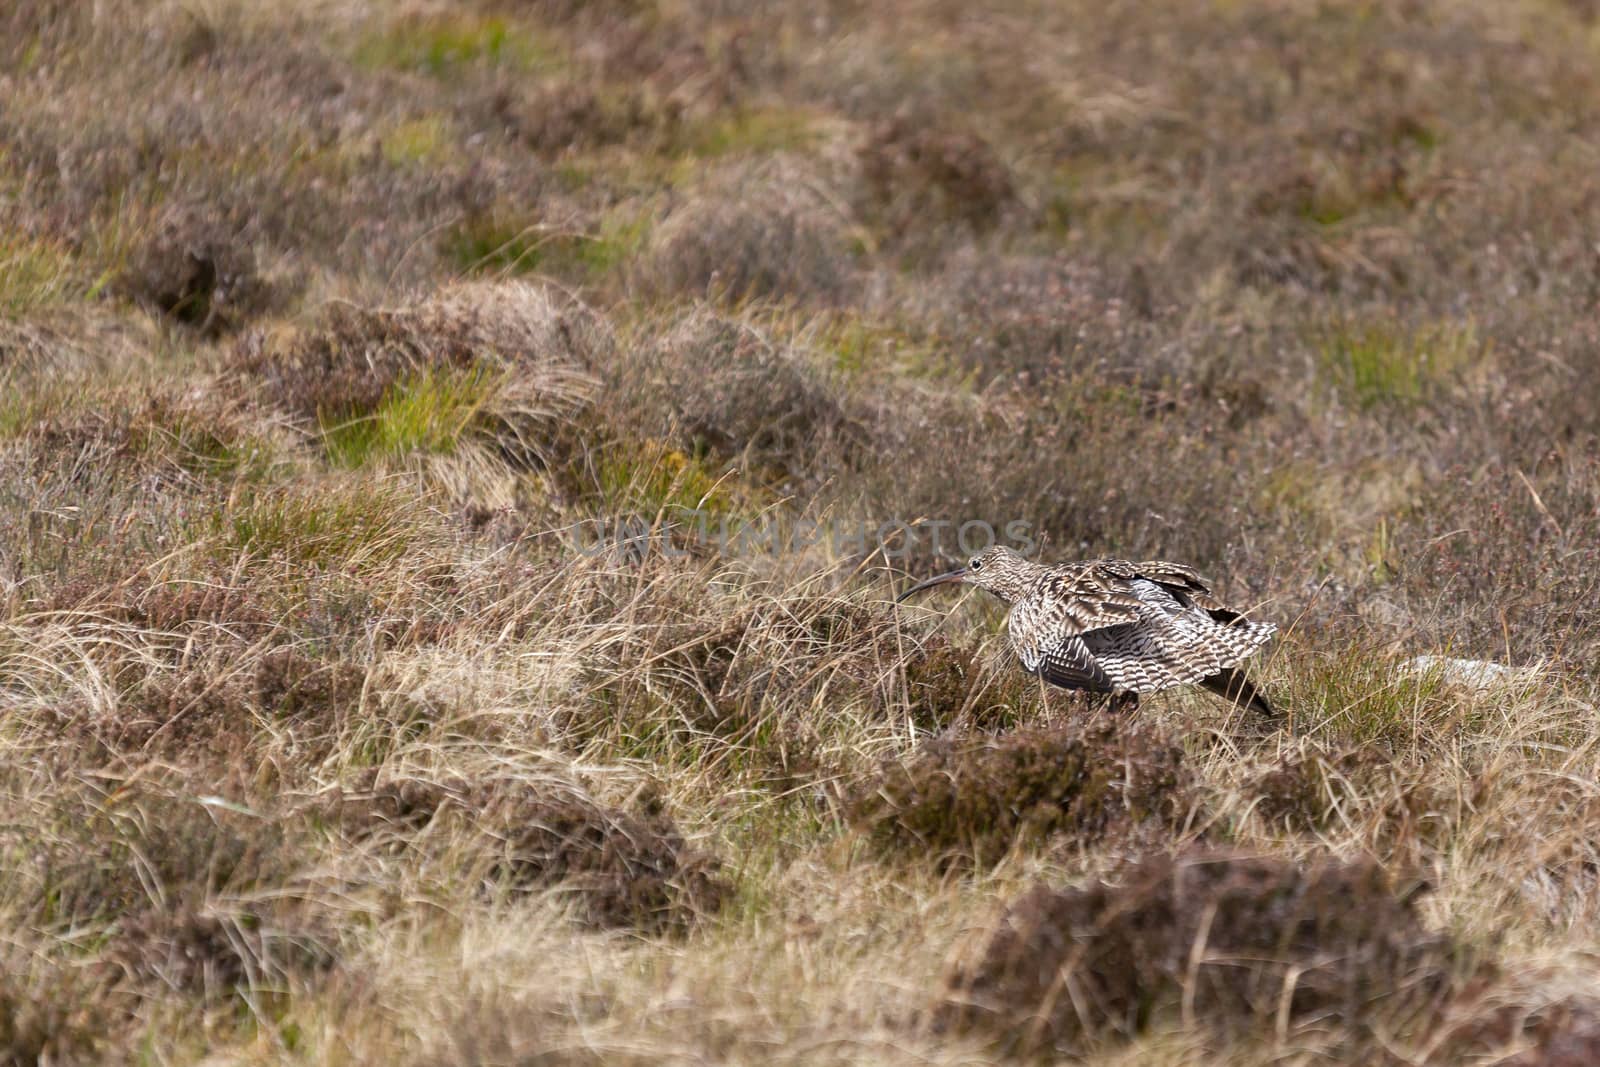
[1007,560,1275,694]
[1007,613,1114,691]
[1131,559,1228,613]
[1035,562,1149,631]
[1005,566,1140,692]
[1014,561,1276,694]
[1082,618,1231,691]
[1082,574,1277,692]
[1133,559,1265,625]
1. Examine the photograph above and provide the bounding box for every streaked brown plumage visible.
[896,546,1277,716]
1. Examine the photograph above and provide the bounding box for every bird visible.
[895,545,1277,716]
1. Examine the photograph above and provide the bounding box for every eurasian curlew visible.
[896,545,1277,716]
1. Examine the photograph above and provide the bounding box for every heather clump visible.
[937,851,1468,1058]
[846,719,1194,870]
[324,771,731,933]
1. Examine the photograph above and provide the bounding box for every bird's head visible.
[895,545,1035,605]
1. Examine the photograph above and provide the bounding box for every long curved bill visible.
[894,568,968,603]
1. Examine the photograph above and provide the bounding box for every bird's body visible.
[897,547,1277,716]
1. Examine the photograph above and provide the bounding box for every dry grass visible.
[4,0,1600,1062]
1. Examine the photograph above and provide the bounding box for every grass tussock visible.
[635,163,855,306]
[858,116,1016,233]
[202,480,420,570]
[610,307,865,490]
[353,13,554,78]
[1249,743,1386,833]
[234,282,600,469]
[109,901,333,997]
[0,234,87,315]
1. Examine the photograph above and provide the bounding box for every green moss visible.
[1040,160,1169,251]
[1302,195,1354,227]
[1364,515,1397,584]
[16,37,42,72]
[1295,154,1417,228]
[443,215,542,274]
[817,317,924,376]
[0,379,76,437]
[1050,380,1143,424]
[553,162,594,191]
[829,323,874,375]
[1259,461,1325,528]
[584,215,652,276]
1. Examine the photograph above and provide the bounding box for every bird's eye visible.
[970,557,983,571]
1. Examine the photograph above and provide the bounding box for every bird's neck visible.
[984,562,1047,603]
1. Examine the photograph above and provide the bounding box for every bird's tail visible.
[1199,667,1276,718]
